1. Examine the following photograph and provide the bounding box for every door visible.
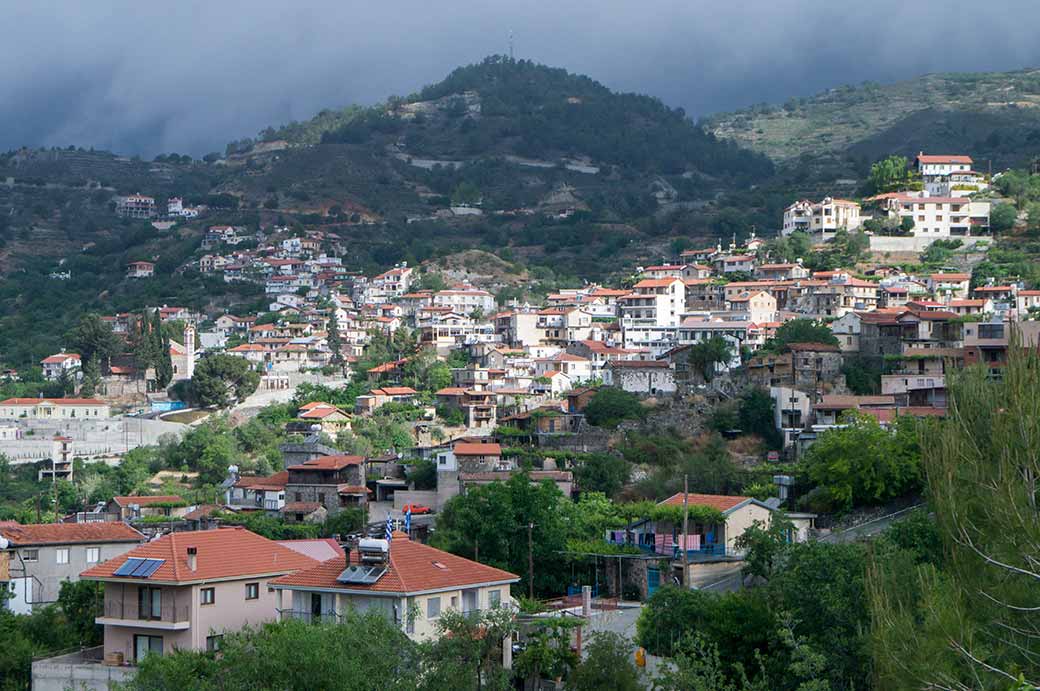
[647,567,660,597]
[134,635,163,661]
[310,593,322,622]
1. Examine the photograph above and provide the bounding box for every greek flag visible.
[385,513,394,542]
[404,506,412,534]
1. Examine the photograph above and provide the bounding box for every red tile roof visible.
[916,154,973,164]
[81,528,318,583]
[287,455,365,471]
[453,442,502,456]
[1,397,104,406]
[659,493,751,512]
[0,522,144,546]
[633,278,681,289]
[234,471,289,491]
[270,532,518,595]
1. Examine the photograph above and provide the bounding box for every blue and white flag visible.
[385,513,394,542]
[404,506,412,534]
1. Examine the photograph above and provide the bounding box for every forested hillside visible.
[708,68,1040,169]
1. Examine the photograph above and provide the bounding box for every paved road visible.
[821,504,924,544]
[585,605,669,682]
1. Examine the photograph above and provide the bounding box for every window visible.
[206,635,223,652]
[86,547,100,563]
[138,587,162,620]
[245,582,259,600]
[295,492,302,502]
[201,587,215,605]
[134,635,163,661]
[56,548,69,565]
[317,493,325,505]
[427,596,441,619]
[23,549,38,563]
[489,590,502,607]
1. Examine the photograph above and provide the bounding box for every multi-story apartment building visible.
[781,198,862,238]
[1,522,145,615]
[878,192,990,238]
[270,532,518,641]
[77,529,318,666]
[433,286,496,316]
[115,194,157,219]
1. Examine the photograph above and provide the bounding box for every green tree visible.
[154,309,174,390]
[870,344,1040,690]
[801,413,921,510]
[734,514,794,581]
[583,387,644,428]
[566,631,642,691]
[56,580,103,645]
[125,615,418,690]
[571,452,630,498]
[431,472,569,596]
[65,313,122,366]
[989,202,1017,234]
[188,354,260,408]
[737,387,782,449]
[79,356,101,397]
[763,318,838,353]
[686,336,733,382]
[406,459,437,490]
[327,309,344,366]
[418,608,517,691]
[865,155,912,195]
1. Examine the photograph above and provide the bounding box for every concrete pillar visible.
[502,634,512,670]
[581,585,592,617]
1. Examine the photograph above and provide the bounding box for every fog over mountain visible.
[5,0,1040,156]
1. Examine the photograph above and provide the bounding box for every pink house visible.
[80,528,318,664]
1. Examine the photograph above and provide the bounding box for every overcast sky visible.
[4,0,1040,157]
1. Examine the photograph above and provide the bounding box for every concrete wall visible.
[724,503,775,555]
[685,561,743,588]
[189,578,281,648]
[869,235,988,253]
[3,418,186,464]
[393,490,440,511]
[31,647,134,691]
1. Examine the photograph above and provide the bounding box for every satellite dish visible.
[0,535,9,550]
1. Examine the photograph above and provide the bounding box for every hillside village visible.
[3,140,1039,689]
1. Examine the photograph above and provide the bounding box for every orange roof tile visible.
[270,532,518,595]
[81,528,318,583]
[0,522,144,546]
[287,455,365,471]
[659,493,751,512]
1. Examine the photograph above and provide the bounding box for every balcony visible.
[97,597,191,631]
[278,609,343,624]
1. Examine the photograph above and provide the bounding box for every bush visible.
[584,388,644,428]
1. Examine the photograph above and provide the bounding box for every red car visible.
[402,503,431,515]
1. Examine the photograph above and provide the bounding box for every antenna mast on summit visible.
[509,30,514,60]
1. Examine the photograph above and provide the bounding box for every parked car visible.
[401,503,431,515]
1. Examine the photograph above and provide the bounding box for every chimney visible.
[186,546,197,572]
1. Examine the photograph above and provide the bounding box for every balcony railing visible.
[102,598,191,624]
[278,609,343,624]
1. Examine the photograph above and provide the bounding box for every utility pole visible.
[682,475,690,589]
[527,522,535,600]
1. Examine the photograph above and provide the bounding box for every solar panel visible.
[336,565,387,585]
[132,559,164,578]
[113,558,144,576]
